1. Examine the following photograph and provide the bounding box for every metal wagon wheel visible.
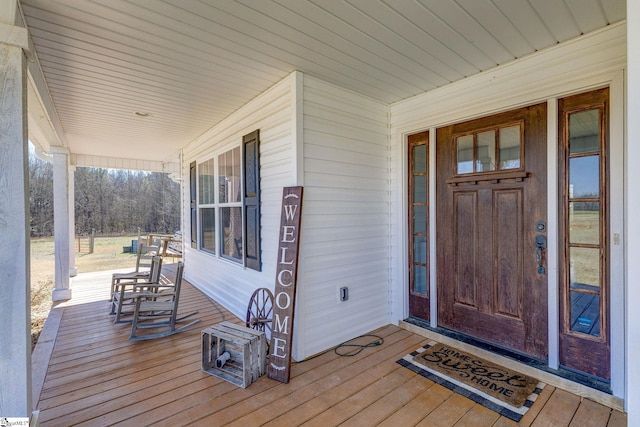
[246,287,274,340]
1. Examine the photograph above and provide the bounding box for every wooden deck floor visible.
[33,267,627,427]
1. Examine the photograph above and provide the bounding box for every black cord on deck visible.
[292,334,385,363]
[334,334,384,357]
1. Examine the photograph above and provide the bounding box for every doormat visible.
[397,341,545,422]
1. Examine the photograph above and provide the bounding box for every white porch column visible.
[0,0,32,418]
[69,165,77,276]
[51,146,72,301]
[627,1,640,422]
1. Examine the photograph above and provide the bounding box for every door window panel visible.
[414,235,427,264]
[413,205,427,234]
[499,125,521,169]
[570,247,600,289]
[569,110,599,154]
[569,202,600,245]
[476,130,496,172]
[414,265,427,294]
[569,156,600,197]
[456,135,474,174]
[414,144,427,172]
[414,174,427,203]
[455,124,522,175]
[570,293,600,335]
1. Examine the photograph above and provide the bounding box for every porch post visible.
[69,165,77,276]
[0,0,32,418]
[627,1,640,421]
[51,146,72,301]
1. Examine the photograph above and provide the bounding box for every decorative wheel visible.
[246,288,274,340]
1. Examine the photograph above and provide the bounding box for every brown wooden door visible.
[436,103,548,359]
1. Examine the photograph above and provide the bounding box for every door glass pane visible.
[476,130,495,172]
[413,265,427,294]
[569,155,599,198]
[569,109,599,154]
[413,205,427,233]
[413,175,427,203]
[570,291,600,336]
[499,125,521,169]
[457,135,474,174]
[414,144,427,172]
[569,202,599,245]
[413,235,427,264]
[570,247,600,289]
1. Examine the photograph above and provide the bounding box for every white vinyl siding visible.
[181,73,297,321]
[294,76,390,359]
[180,72,390,361]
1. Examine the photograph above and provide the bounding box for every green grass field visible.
[31,235,139,347]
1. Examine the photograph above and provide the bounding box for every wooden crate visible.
[201,321,267,388]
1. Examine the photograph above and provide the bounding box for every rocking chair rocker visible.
[129,262,200,341]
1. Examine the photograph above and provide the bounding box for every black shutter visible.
[189,161,197,249]
[243,130,261,270]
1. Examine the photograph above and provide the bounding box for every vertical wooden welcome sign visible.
[268,186,303,383]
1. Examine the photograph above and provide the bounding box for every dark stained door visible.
[436,103,548,359]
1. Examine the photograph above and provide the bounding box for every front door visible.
[436,103,548,359]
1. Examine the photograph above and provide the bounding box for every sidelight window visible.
[558,87,610,380]
[408,132,429,300]
[563,107,606,338]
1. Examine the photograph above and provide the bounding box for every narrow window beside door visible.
[408,131,430,320]
[559,88,610,380]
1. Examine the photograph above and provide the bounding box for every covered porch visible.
[3,0,640,424]
[32,267,626,426]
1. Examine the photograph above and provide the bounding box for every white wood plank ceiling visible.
[19,0,625,163]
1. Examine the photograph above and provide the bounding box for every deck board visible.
[33,267,627,426]
[532,388,581,426]
[569,398,616,427]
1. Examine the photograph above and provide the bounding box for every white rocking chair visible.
[129,262,200,341]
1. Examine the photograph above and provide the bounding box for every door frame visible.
[398,72,625,397]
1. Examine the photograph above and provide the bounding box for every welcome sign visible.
[268,186,303,383]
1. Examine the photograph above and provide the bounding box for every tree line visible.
[29,150,180,237]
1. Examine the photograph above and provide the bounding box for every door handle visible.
[535,235,546,274]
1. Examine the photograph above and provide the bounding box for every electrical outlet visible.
[339,286,349,302]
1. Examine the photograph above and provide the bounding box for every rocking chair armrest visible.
[131,280,161,289]
[134,282,176,291]
[128,290,155,300]
[135,290,177,299]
